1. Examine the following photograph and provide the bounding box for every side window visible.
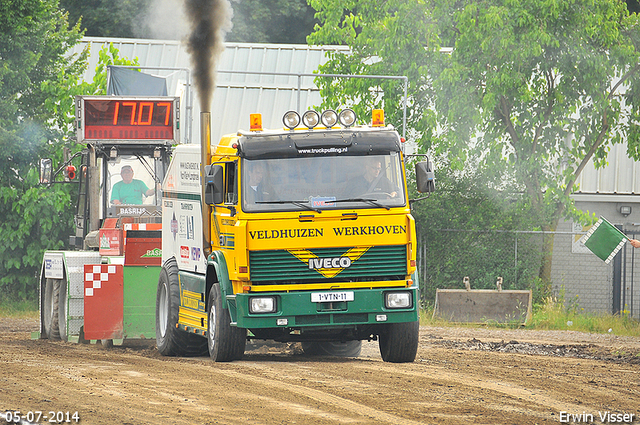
[225,161,237,204]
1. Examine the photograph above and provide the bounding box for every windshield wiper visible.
[256,200,322,213]
[333,198,390,210]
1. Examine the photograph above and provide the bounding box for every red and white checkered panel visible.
[85,265,118,296]
[83,264,123,340]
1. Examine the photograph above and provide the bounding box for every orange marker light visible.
[66,165,77,180]
[372,109,385,127]
[250,113,263,131]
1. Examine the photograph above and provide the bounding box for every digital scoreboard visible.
[76,96,180,143]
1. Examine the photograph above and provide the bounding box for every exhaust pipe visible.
[201,112,212,258]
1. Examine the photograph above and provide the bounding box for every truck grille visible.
[249,245,406,284]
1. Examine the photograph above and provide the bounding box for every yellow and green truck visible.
[157,109,434,362]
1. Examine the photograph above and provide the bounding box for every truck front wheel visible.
[378,320,419,363]
[156,258,208,356]
[207,283,246,362]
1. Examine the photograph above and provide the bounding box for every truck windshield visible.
[242,153,406,212]
[105,155,162,206]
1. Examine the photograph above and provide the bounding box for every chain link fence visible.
[416,228,557,308]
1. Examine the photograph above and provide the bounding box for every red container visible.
[124,232,162,266]
[98,228,123,256]
[83,264,124,340]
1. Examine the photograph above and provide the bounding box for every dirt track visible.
[1,318,639,425]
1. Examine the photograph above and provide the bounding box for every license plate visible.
[311,291,354,303]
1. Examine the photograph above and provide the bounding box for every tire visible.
[301,341,362,357]
[155,258,208,356]
[42,278,55,339]
[378,320,419,363]
[43,278,61,340]
[58,278,68,342]
[207,283,246,362]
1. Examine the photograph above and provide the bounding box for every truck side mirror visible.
[415,161,435,193]
[204,164,224,205]
[40,158,53,184]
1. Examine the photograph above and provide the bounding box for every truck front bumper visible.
[234,286,419,329]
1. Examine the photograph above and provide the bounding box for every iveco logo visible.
[308,257,352,270]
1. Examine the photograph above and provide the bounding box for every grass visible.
[524,296,640,337]
[420,297,640,337]
[0,298,38,319]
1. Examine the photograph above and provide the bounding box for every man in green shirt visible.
[111,165,156,205]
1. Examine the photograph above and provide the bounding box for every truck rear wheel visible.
[43,278,61,340]
[207,283,246,362]
[378,320,419,363]
[155,258,208,356]
[301,341,362,357]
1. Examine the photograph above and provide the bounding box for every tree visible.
[0,0,87,300]
[59,0,151,38]
[308,0,640,291]
[226,0,317,44]
[410,157,545,305]
[58,0,317,44]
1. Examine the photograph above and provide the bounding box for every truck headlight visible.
[385,291,412,309]
[249,296,276,313]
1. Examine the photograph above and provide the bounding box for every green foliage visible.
[412,157,543,305]
[227,0,318,44]
[0,0,139,301]
[0,0,87,131]
[309,0,640,289]
[0,0,86,301]
[58,0,316,44]
[75,43,141,96]
[308,0,440,150]
[59,0,151,38]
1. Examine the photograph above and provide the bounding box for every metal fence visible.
[416,227,640,319]
[416,229,546,303]
[614,229,640,318]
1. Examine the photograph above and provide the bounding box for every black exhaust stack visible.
[201,111,212,257]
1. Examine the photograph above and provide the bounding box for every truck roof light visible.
[283,111,300,129]
[320,110,338,128]
[250,113,263,131]
[372,109,385,127]
[338,109,356,127]
[302,110,320,129]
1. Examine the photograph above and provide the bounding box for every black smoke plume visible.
[184,0,231,110]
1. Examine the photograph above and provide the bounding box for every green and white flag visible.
[579,217,628,264]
